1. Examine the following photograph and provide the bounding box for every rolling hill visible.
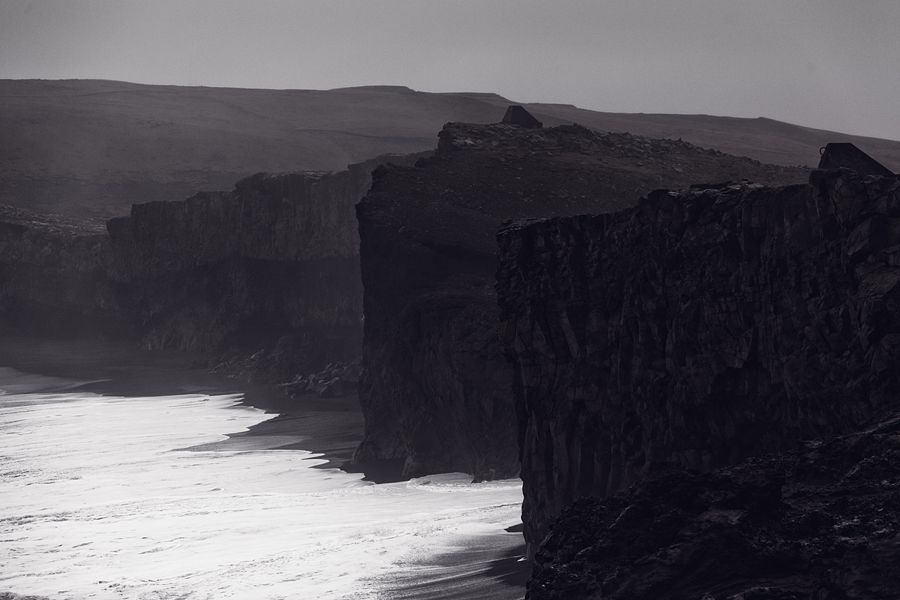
[2,79,898,218]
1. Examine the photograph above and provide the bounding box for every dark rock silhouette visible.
[502,105,543,128]
[497,168,900,559]
[0,154,421,381]
[818,142,895,176]
[528,412,900,599]
[353,121,807,481]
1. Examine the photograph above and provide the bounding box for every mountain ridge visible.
[3,78,899,217]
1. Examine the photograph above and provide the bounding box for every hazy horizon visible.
[1,0,899,141]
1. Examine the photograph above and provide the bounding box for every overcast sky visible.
[1,0,898,140]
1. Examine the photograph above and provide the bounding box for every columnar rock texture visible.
[354,121,807,481]
[496,169,900,555]
[1,155,416,379]
[104,163,380,375]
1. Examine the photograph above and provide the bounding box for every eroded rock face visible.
[527,412,900,600]
[497,169,900,553]
[0,212,132,338]
[354,121,807,481]
[102,165,377,371]
[0,156,417,379]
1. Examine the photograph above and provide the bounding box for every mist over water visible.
[0,369,523,600]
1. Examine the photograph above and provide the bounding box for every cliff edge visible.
[354,119,808,481]
[0,155,419,382]
[497,169,900,560]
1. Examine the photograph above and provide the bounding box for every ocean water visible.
[0,367,524,600]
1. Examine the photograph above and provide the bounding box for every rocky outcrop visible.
[528,412,900,600]
[818,142,894,177]
[0,155,419,380]
[103,163,378,374]
[502,105,543,128]
[0,211,130,338]
[497,169,900,554]
[354,121,807,481]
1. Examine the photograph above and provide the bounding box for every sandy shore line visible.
[0,336,367,469]
[0,336,528,599]
[370,526,527,600]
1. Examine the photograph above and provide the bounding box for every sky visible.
[1,0,899,141]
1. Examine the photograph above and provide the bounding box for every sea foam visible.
[0,373,522,599]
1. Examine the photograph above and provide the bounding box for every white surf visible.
[0,370,523,600]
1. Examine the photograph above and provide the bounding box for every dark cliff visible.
[0,155,418,380]
[104,163,377,376]
[528,411,900,599]
[496,169,900,560]
[0,210,129,338]
[354,121,807,481]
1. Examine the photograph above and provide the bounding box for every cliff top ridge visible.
[6,79,900,218]
[360,121,810,258]
[436,121,795,176]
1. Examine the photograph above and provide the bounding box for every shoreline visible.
[0,335,529,598]
[0,335,361,463]
[0,336,395,475]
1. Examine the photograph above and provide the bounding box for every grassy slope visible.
[527,103,900,171]
[1,79,898,217]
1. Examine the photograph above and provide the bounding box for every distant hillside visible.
[1,79,898,217]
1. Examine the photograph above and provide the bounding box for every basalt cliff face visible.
[496,169,900,570]
[354,121,807,481]
[105,163,378,378]
[0,155,417,381]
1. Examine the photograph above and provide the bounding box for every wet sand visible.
[372,535,527,599]
[0,336,230,397]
